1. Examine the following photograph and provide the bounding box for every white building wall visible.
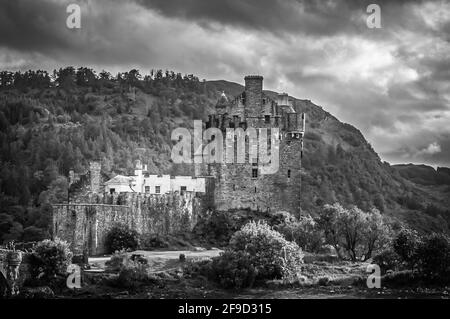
[105,174,205,194]
[105,183,133,193]
[171,176,205,192]
[143,175,171,194]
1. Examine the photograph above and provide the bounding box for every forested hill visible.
[0,67,448,243]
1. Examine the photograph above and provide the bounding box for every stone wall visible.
[52,192,207,256]
[211,135,303,215]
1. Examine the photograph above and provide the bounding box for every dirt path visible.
[88,249,222,272]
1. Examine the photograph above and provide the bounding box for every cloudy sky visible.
[0,0,449,167]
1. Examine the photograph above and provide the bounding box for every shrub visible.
[28,238,73,281]
[416,233,450,279]
[105,224,139,253]
[393,228,421,270]
[105,250,128,272]
[193,211,237,246]
[139,234,169,250]
[230,221,303,279]
[372,249,401,274]
[209,250,257,289]
[106,251,151,290]
[116,261,151,290]
[209,221,303,289]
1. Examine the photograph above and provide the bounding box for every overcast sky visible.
[0,0,449,167]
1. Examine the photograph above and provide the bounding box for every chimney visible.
[277,93,289,106]
[244,75,263,116]
[89,161,101,194]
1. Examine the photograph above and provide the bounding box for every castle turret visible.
[244,75,263,117]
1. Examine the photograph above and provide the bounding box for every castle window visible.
[180,186,187,192]
[255,187,257,193]
[288,170,291,179]
[110,188,115,194]
[233,184,236,191]
[155,186,161,194]
[265,115,270,124]
[252,167,258,178]
[233,115,239,123]
[145,186,150,193]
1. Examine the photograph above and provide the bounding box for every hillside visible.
[392,164,450,186]
[0,67,449,243]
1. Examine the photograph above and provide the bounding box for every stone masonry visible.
[204,75,305,215]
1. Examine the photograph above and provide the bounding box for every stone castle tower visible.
[203,75,305,214]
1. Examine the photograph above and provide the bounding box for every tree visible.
[76,67,97,86]
[317,203,391,261]
[393,227,421,270]
[338,206,367,261]
[361,208,391,260]
[317,203,346,258]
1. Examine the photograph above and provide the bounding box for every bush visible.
[116,262,151,290]
[372,249,401,274]
[193,211,237,246]
[28,238,73,281]
[229,221,303,279]
[106,251,151,290]
[393,228,421,270]
[209,251,257,289]
[105,224,140,254]
[416,233,450,279]
[139,234,169,250]
[209,221,303,289]
[105,250,128,272]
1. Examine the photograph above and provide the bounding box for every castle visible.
[52,75,305,256]
[200,75,305,214]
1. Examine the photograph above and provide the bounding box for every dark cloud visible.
[0,0,72,52]
[135,0,428,36]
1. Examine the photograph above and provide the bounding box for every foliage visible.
[275,213,323,253]
[193,211,239,246]
[209,221,303,289]
[392,228,421,270]
[28,238,73,281]
[105,249,129,272]
[416,233,450,279]
[229,221,303,279]
[104,224,140,254]
[208,250,257,289]
[105,250,152,289]
[316,203,391,261]
[116,261,151,290]
[372,249,401,274]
